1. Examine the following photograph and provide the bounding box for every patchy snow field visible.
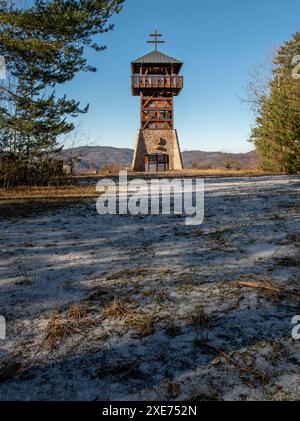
[0,175,299,401]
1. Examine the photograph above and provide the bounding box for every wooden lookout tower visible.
[131,30,184,172]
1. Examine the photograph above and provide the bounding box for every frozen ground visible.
[0,175,299,401]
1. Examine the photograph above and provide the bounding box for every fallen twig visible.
[205,343,268,384]
[237,281,300,299]
[218,350,268,384]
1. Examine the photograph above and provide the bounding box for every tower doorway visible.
[144,153,169,172]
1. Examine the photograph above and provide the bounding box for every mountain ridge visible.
[61,146,259,173]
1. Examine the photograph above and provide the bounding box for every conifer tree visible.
[0,0,124,185]
[251,31,300,174]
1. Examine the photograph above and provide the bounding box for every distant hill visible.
[61,146,259,173]
[60,146,134,173]
[182,150,259,170]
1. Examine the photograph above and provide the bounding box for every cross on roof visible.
[147,29,165,51]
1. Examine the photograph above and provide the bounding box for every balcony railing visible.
[132,75,183,90]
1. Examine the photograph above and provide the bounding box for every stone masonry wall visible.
[132,129,183,172]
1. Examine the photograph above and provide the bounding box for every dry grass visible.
[189,304,208,331]
[0,184,97,218]
[0,198,91,219]
[67,304,88,322]
[106,267,149,281]
[128,169,267,178]
[141,288,169,303]
[72,168,267,178]
[102,299,131,320]
[0,170,271,201]
[125,312,156,338]
[0,184,98,200]
[44,310,80,347]
[0,172,276,219]
[44,305,94,347]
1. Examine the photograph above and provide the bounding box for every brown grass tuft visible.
[125,312,156,338]
[102,299,130,320]
[67,304,88,321]
[44,305,94,348]
[44,310,79,347]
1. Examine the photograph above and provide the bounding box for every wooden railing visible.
[132,75,183,90]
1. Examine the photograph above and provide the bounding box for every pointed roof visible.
[132,50,183,65]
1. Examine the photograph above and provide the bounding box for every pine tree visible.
[251,31,300,174]
[0,0,124,185]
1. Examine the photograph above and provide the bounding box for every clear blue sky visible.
[59,0,300,153]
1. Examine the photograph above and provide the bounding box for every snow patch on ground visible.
[0,176,299,401]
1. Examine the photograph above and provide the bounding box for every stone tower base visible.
[132,129,183,172]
